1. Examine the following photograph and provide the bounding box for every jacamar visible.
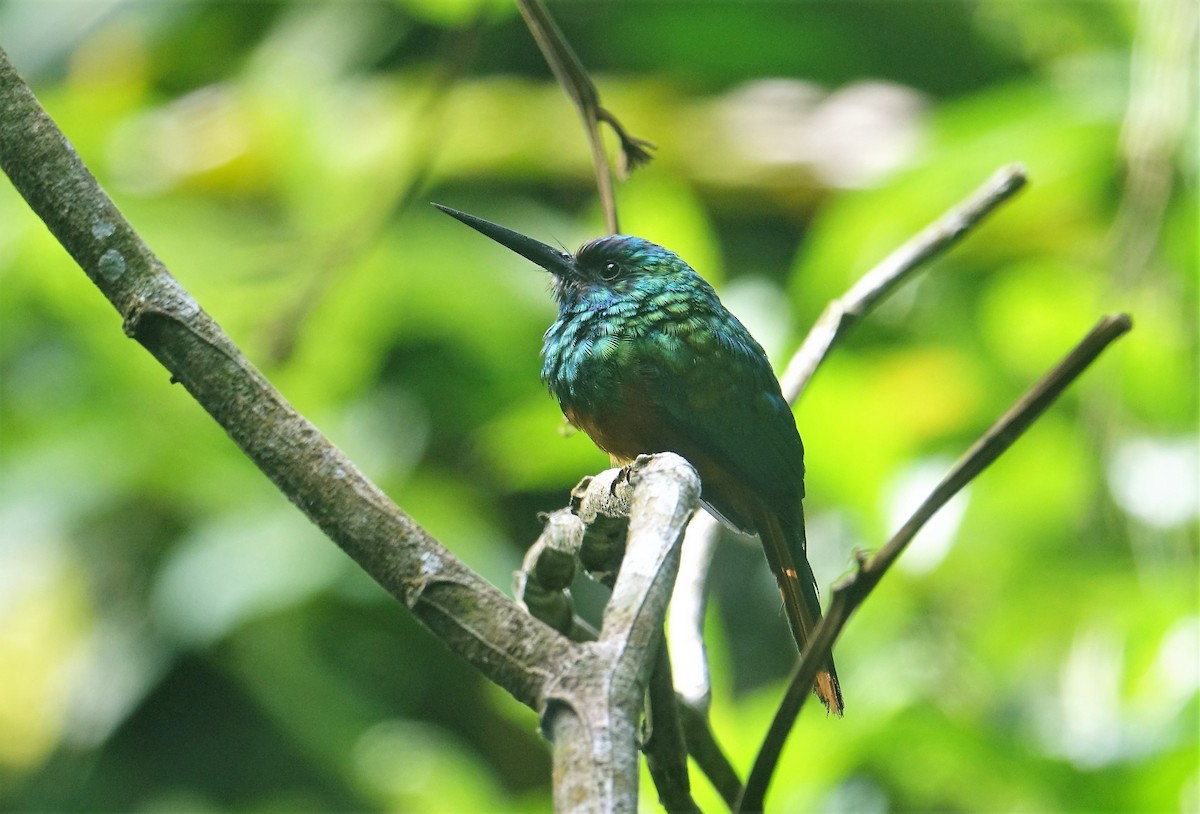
[434,204,843,714]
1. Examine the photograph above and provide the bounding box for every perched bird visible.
[434,203,843,714]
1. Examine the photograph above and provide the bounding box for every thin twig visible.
[780,163,1028,402]
[644,639,699,812]
[666,511,721,711]
[737,312,1134,812]
[677,698,742,809]
[515,0,654,234]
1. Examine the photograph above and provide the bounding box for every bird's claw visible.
[611,465,631,495]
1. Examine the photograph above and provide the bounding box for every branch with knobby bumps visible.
[516,5,1133,811]
[0,47,688,814]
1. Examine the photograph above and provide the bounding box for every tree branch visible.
[515,0,654,234]
[643,640,697,812]
[520,475,728,808]
[737,312,1134,812]
[0,45,575,714]
[779,162,1028,401]
[0,56,710,813]
[542,454,701,813]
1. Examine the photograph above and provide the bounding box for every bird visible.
[433,203,843,715]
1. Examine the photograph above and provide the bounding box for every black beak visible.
[432,203,574,278]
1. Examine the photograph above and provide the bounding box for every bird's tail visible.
[754,503,844,716]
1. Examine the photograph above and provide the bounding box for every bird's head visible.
[432,204,700,303]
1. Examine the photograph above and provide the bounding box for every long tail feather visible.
[754,503,844,715]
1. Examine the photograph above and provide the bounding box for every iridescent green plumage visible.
[542,236,802,529]
[435,206,843,714]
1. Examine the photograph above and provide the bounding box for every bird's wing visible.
[632,317,807,526]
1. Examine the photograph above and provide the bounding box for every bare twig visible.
[597,107,656,178]
[737,313,1134,812]
[677,699,743,809]
[644,640,698,813]
[780,163,1028,402]
[666,511,722,711]
[515,0,654,234]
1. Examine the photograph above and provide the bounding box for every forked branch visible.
[738,312,1133,812]
[0,50,712,814]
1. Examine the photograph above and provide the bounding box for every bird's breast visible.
[540,290,738,419]
[541,305,628,416]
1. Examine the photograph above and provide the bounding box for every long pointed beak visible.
[432,203,574,277]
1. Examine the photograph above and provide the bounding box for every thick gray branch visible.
[543,455,701,813]
[0,53,714,814]
[0,47,575,711]
[515,0,653,233]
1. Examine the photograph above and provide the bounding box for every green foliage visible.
[1,1,1195,811]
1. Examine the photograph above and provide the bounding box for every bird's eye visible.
[600,261,621,281]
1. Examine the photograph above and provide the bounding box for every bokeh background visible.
[1,1,1196,811]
